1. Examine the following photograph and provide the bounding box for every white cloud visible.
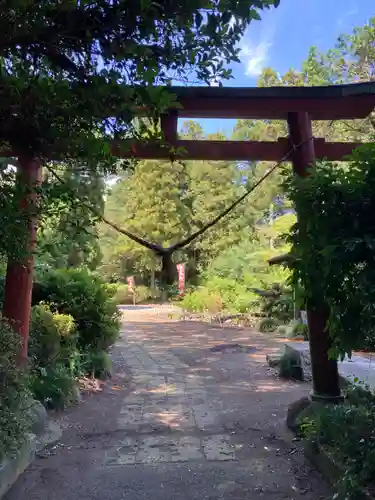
[240,39,272,77]
[238,4,282,79]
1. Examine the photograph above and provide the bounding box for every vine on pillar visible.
[287,112,341,401]
[2,156,41,361]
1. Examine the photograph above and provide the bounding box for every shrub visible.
[277,325,287,336]
[114,283,133,304]
[360,333,375,353]
[29,304,60,366]
[0,318,31,460]
[29,304,76,365]
[299,387,375,499]
[205,276,257,313]
[258,317,279,333]
[182,278,258,315]
[292,322,309,340]
[181,287,223,314]
[29,364,78,410]
[82,349,112,379]
[29,304,77,368]
[28,304,80,409]
[35,268,120,351]
[52,311,77,365]
[259,286,294,323]
[114,283,160,305]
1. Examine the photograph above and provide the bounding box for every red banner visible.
[176,263,185,296]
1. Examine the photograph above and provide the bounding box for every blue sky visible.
[184,0,375,135]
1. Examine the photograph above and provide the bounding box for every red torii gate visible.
[3,81,375,401]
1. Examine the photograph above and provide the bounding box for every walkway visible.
[6,307,330,500]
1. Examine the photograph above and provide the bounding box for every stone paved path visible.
[5,307,331,500]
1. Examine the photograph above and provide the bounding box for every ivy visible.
[285,144,375,358]
[0,316,31,460]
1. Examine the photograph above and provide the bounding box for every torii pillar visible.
[2,156,41,362]
[287,112,341,400]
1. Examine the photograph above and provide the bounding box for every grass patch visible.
[298,386,375,499]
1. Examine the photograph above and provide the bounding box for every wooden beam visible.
[0,139,368,162]
[136,82,375,120]
[175,95,375,120]
[113,138,367,162]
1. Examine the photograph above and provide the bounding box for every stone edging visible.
[304,441,373,500]
[0,407,62,499]
[0,434,37,499]
[286,397,373,500]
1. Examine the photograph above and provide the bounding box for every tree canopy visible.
[0,0,280,166]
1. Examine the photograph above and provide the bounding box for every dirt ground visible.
[5,306,331,500]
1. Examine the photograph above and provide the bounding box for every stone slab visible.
[201,435,236,461]
[0,434,37,499]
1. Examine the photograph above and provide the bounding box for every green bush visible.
[299,387,375,499]
[292,322,309,340]
[182,278,258,315]
[259,286,294,323]
[0,318,31,460]
[258,317,279,333]
[36,268,120,351]
[29,364,78,410]
[29,304,77,368]
[277,325,287,336]
[82,349,112,379]
[114,283,133,304]
[360,333,375,352]
[114,283,159,305]
[136,285,159,303]
[181,287,223,314]
[28,304,80,409]
[205,277,257,313]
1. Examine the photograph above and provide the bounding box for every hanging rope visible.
[46,135,313,253]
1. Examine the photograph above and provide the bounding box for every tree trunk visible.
[3,156,41,362]
[150,269,156,290]
[160,253,176,288]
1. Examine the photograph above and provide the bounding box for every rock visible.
[283,344,313,382]
[279,347,304,381]
[29,400,48,435]
[0,434,37,499]
[266,353,282,368]
[286,396,312,431]
[35,421,62,453]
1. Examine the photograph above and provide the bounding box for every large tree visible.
[99,121,276,286]
[37,166,105,270]
[100,159,190,283]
